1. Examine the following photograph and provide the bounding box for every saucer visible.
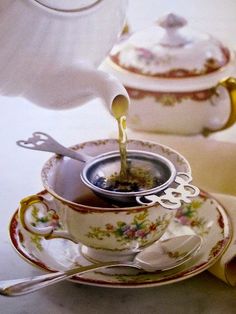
[9,190,232,288]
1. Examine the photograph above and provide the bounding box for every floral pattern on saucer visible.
[9,190,231,288]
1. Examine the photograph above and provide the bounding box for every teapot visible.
[0,0,129,117]
[102,13,236,134]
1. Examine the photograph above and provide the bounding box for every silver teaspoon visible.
[0,235,201,296]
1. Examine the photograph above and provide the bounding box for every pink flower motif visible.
[176,208,184,218]
[136,48,155,61]
[136,229,147,238]
[124,229,136,239]
[178,216,191,226]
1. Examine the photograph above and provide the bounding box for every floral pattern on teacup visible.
[86,210,171,247]
[30,205,61,230]
[19,203,62,252]
[175,199,210,237]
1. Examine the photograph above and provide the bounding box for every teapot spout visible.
[90,69,129,118]
[24,63,129,118]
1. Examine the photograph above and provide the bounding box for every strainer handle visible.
[136,172,200,209]
[16,132,92,163]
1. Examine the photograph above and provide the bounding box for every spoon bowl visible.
[0,235,202,296]
[135,234,202,272]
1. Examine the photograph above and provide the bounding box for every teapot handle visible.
[217,77,236,129]
[204,77,236,136]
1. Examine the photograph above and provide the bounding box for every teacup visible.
[19,139,197,262]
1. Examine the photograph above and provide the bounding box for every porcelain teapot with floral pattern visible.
[0,0,129,117]
[102,13,236,134]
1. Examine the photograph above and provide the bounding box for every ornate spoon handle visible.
[0,261,135,297]
[16,132,92,163]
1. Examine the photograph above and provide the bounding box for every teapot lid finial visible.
[157,13,187,29]
[157,13,189,47]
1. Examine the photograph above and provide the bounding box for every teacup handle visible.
[136,172,200,209]
[204,77,236,135]
[19,195,75,241]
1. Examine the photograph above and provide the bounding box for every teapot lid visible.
[109,13,231,79]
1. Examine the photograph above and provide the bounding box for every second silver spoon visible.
[0,234,202,297]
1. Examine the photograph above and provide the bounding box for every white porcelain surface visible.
[124,85,232,134]
[34,0,101,11]
[10,190,231,288]
[0,0,129,113]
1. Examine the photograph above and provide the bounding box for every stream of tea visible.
[94,115,160,192]
[117,115,128,180]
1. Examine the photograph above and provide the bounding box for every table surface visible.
[1,1,236,313]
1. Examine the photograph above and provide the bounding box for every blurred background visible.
[127,0,236,47]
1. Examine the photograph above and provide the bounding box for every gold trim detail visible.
[217,77,236,130]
